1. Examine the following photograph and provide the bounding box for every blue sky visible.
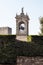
[0,0,43,35]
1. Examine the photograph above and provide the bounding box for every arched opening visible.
[19,21,25,32]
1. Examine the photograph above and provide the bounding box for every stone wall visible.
[0,27,12,35]
[17,56,43,65]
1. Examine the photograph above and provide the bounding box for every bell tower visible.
[15,8,30,41]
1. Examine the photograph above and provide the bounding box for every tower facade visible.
[15,8,30,41]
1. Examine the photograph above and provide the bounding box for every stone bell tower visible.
[15,8,30,41]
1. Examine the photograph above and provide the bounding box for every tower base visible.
[16,36,27,42]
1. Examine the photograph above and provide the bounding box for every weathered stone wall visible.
[17,56,43,65]
[0,27,12,35]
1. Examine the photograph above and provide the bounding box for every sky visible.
[0,0,43,35]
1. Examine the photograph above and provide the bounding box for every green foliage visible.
[27,35,32,42]
[39,17,43,35]
[0,35,16,63]
[40,17,43,24]
[0,35,43,63]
